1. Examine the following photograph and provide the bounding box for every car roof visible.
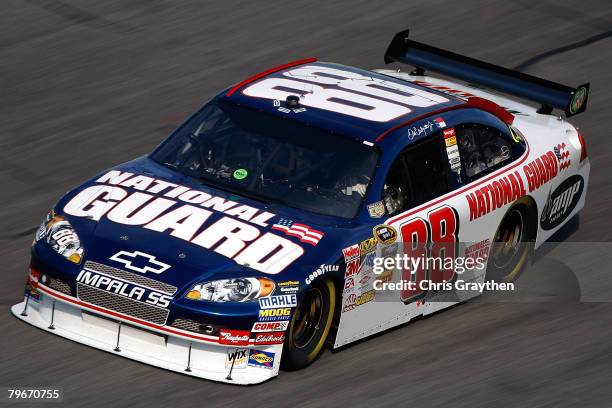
[223,60,465,144]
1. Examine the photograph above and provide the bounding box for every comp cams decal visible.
[252,321,289,332]
[63,171,308,274]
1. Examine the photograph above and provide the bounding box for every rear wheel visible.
[281,279,335,370]
[487,200,535,282]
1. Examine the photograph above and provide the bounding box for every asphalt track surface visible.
[1,1,612,407]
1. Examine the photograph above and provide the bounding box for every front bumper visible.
[11,283,283,385]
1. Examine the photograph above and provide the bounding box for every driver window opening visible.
[383,135,454,215]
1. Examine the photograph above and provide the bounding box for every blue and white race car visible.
[12,30,590,384]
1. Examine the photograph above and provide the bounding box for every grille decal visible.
[84,261,177,295]
[77,283,169,326]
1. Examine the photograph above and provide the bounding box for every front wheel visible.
[281,279,336,370]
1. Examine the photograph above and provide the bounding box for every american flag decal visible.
[271,218,324,246]
[555,143,571,171]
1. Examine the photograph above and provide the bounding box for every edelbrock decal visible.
[540,175,584,230]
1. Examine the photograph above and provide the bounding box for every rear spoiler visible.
[384,29,589,117]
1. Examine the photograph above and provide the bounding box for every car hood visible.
[55,157,354,292]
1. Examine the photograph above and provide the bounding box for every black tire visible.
[281,278,336,371]
[487,199,536,283]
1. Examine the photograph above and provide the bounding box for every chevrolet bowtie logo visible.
[109,251,171,274]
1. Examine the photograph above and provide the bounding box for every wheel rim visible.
[292,287,324,349]
[491,209,524,270]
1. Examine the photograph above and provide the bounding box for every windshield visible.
[151,98,379,218]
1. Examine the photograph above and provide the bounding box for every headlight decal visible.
[185,277,275,302]
[36,210,84,264]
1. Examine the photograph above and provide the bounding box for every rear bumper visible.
[11,288,282,385]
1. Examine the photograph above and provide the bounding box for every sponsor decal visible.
[252,321,289,332]
[218,329,251,346]
[343,276,355,293]
[271,218,324,246]
[63,171,304,275]
[258,307,292,321]
[466,170,527,221]
[277,280,300,294]
[374,269,393,286]
[305,264,339,285]
[342,293,357,312]
[464,239,490,261]
[233,168,248,180]
[76,269,172,308]
[109,251,170,274]
[373,225,398,245]
[434,117,446,128]
[225,348,248,369]
[259,294,297,309]
[356,289,376,306]
[554,143,571,171]
[345,258,360,279]
[540,175,584,230]
[367,201,386,218]
[569,86,588,114]
[342,289,376,313]
[25,268,41,301]
[254,332,285,345]
[523,151,559,192]
[359,237,377,256]
[342,244,360,263]
[248,349,275,369]
[443,128,461,173]
[358,272,373,289]
[363,251,376,267]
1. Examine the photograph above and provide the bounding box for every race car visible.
[12,29,590,384]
